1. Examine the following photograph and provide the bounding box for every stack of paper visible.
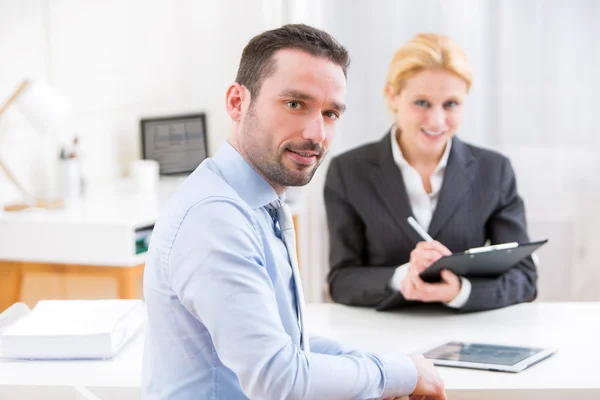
[0,299,146,360]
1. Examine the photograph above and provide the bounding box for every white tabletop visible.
[307,302,600,399]
[0,302,598,400]
[0,179,179,227]
[0,178,306,266]
[0,179,179,266]
[0,328,144,400]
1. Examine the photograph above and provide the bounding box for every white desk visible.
[0,179,182,312]
[0,179,182,266]
[307,302,600,400]
[0,328,144,400]
[0,178,305,312]
[0,302,598,399]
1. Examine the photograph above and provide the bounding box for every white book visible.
[0,299,146,360]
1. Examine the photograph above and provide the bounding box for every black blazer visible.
[324,132,538,313]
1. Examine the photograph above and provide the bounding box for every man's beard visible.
[241,107,323,188]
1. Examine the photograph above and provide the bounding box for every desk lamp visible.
[0,80,71,211]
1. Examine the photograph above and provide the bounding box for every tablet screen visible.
[424,341,543,366]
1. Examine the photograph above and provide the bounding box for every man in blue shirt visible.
[142,24,446,400]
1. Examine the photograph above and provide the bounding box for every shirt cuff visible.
[375,352,418,398]
[445,276,471,309]
[389,263,410,291]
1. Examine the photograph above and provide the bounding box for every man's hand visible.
[400,241,461,303]
[382,355,446,400]
[408,354,447,400]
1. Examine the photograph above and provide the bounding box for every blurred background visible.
[1,0,599,308]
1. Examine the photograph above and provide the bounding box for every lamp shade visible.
[14,81,71,134]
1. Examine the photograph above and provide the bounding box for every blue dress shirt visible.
[142,142,417,399]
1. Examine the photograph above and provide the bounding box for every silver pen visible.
[407,216,434,243]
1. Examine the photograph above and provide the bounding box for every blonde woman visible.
[324,33,537,312]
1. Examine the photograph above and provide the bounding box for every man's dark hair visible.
[235,24,350,99]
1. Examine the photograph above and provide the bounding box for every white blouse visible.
[388,127,471,308]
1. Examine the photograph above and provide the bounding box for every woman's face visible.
[388,68,468,158]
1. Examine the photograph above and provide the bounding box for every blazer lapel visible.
[368,132,423,242]
[428,136,476,238]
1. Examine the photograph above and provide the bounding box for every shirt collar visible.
[211,141,283,209]
[389,124,452,173]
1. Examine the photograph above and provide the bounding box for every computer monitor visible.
[140,113,208,175]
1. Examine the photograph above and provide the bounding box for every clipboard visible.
[376,239,548,311]
[419,239,548,283]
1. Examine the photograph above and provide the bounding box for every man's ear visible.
[225,83,249,123]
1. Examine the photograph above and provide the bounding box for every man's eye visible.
[287,101,302,109]
[324,111,340,120]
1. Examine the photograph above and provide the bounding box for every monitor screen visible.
[140,113,208,175]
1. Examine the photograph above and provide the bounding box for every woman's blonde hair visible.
[385,33,473,102]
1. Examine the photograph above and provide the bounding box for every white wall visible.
[0,0,279,203]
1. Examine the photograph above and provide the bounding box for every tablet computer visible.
[419,239,548,283]
[422,341,557,373]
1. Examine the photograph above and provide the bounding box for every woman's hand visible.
[400,241,461,303]
[408,241,451,274]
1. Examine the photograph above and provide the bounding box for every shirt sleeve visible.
[389,263,410,291]
[445,277,472,309]
[309,335,356,356]
[168,197,418,399]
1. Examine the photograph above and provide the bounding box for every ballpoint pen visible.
[407,216,434,243]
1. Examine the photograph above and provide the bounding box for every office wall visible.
[0,0,280,204]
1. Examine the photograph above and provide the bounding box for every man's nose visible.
[302,115,326,143]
